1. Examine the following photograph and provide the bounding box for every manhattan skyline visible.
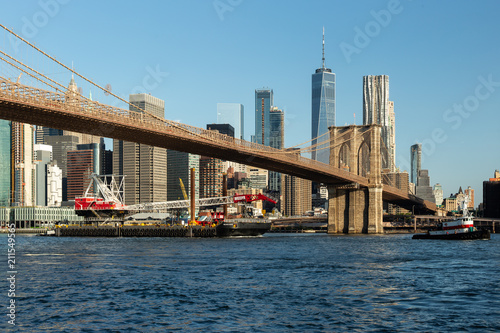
[2,0,499,201]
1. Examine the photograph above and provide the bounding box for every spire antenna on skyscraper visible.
[322,27,325,69]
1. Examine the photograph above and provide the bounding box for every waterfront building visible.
[444,197,458,213]
[0,120,11,206]
[433,183,444,206]
[254,89,273,146]
[0,206,83,228]
[216,103,244,140]
[114,93,167,205]
[269,107,284,194]
[311,28,335,164]
[410,143,422,185]
[443,187,468,213]
[415,169,436,203]
[34,144,53,206]
[483,170,500,218]
[363,75,395,171]
[167,150,200,205]
[11,122,35,206]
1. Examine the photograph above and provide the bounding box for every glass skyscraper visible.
[269,107,284,193]
[363,75,395,171]
[410,143,422,185]
[254,89,273,145]
[0,120,11,206]
[217,103,244,140]
[311,31,335,164]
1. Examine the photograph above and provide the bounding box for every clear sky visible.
[2,0,499,204]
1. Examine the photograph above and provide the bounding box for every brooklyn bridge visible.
[0,24,436,234]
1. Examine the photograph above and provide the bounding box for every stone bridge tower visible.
[327,125,383,234]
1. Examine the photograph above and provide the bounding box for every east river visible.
[1,233,499,332]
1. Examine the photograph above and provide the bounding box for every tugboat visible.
[413,197,490,240]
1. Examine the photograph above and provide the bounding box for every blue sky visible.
[2,0,499,203]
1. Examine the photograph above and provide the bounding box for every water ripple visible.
[0,233,499,332]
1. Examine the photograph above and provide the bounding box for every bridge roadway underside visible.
[0,99,436,214]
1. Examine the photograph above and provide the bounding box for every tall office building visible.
[311,28,336,164]
[415,170,436,203]
[433,183,444,206]
[282,174,312,216]
[410,143,422,185]
[66,149,94,201]
[464,186,474,209]
[167,150,199,206]
[35,126,63,144]
[66,143,105,200]
[199,124,231,199]
[11,122,35,206]
[46,162,62,207]
[199,156,224,199]
[383,171,410,214]
[34,144,53,206]
[247,168,268,190]
[362,75,395,171]
[254,89,273,145]
[114,93,167,205]
[483,170,500,218]
[269,107,284,193]
[388,101,396,171]
[0,120,11,206]
[207,123,234,138]
[217,103,244,140]
[44,135,79,201]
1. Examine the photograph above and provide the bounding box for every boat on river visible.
[413,197,490,240]
[216,219,272,237]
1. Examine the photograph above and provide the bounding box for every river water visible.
[1,233,499,332]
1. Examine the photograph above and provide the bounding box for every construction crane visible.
[74,174,277,220]
[179,178,188,200]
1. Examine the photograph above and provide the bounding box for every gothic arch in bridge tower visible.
[327,124,383,234]
[338,143,350,172]
[357,140,370,177]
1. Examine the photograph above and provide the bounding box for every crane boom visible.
[179,178,188,200]
[125,196,234,211]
